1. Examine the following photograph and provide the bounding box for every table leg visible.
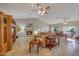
[37,44,40,53]
[29,43,31,53]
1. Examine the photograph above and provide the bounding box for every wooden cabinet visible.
[11,19,16,43]
[0,12,16,54]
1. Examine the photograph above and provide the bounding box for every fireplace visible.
[26,31,32,35]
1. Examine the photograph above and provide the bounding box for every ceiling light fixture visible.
[63,19,67,25]
[63,17,69,25]
[37,3,50,15]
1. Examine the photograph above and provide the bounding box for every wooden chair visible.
[45,34,60,50]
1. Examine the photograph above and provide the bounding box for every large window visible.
[63,26,76,35]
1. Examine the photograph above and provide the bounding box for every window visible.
[63,26,76,35]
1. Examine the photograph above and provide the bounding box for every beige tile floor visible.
[5,36,79,56]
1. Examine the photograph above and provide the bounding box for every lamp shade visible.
[33,31,38,36]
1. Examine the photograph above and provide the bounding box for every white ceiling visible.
[0,3,79,24]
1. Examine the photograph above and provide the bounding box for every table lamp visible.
[33,31,38,41]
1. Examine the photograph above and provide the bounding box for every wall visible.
[15,18,49,32]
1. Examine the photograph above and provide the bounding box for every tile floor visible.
[5,35,79,56]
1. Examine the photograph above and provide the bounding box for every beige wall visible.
[15,18,79,35]
[15,18,50,32]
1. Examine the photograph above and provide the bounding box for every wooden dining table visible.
[29,33,60,53]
